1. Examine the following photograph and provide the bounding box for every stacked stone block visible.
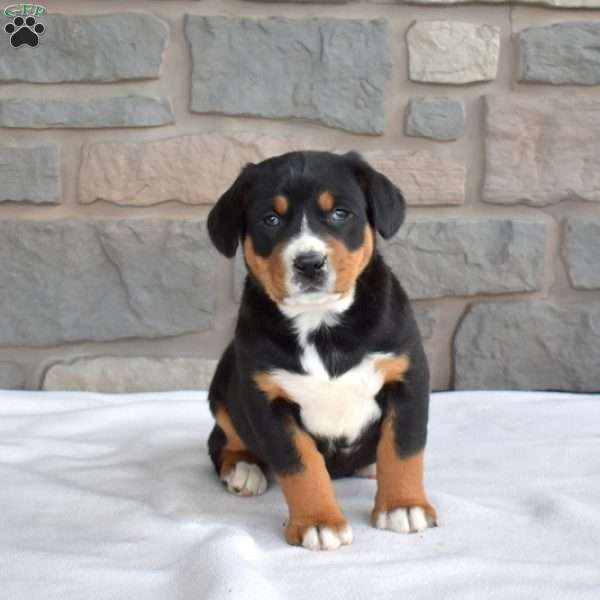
[0,2,598,393]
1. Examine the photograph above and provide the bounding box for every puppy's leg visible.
[210,406,268,497]
[276,426,352,551]
[371,354,437,534]
[371,415,436,533]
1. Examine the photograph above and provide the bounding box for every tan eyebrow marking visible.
[273,195,289,216]
[318,191,335,211]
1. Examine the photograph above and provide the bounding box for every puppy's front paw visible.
[222,461,268,497]
[372,505,437,534]
[286,518,353,551]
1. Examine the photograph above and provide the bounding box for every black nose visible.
[293,252,326,278]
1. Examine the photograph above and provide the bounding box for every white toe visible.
[375,512,388,530]
[409,507,428,532]
[230,461,249,491]
[389,508,411,533]
[223,462,267,497]
[301,525,353,551]
[302,527,321,551]
[375,506,433,534]
[339,524,354,545]
[319,527,341,551]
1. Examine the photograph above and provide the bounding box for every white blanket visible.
[0,390,598,600]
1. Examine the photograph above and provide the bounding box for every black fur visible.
[206,151,429,479]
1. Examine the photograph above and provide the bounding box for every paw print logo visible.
[4,16,45,48]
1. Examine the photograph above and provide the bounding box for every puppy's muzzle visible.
[293,252,326,277]
[293,251,327,289]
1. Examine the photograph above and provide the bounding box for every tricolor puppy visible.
[206,150,437,551]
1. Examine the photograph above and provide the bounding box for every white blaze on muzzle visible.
[280,216,337,301]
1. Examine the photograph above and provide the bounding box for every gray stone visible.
[407,21,500,84]
[381,219,546,300]
[0,14,168,83]
[0,146,59,204]
[562,218,600,290]
[519,22,600,85]
[454,301,600,392]
[0,219,216,346]
[413,305,435,339]
[185,16,389,134]
[43,356,218,393]
[0,362,24,390]
[484,95,600,206]
[0,96,174,129]
[406,97,466,141]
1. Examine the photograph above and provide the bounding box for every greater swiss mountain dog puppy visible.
[206,150,437,551]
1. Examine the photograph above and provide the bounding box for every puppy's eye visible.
[330,208,350,223]
[263,214,281,227]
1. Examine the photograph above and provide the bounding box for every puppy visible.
[206,150,437,550]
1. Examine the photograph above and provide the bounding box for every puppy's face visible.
[208,151,406,308]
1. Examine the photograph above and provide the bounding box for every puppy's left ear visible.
[344,151,406,239]
[207,163,255,257]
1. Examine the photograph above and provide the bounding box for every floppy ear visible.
[207,163,255,257]
[344,151,406,239]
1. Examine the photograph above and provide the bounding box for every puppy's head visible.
[207,151,406,308]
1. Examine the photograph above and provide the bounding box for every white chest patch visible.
[270,345,390,443]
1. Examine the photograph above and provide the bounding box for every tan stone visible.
[43,356,218,393]
[79,133,309,206]
[80,135,463,208]
[484,95,600,206]
[365,151,465,205]
[407,21,500,84]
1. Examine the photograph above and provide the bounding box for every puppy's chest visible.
[271,344,391,443]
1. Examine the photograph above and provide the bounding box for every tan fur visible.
[328,225,374,295]
[277,427,348,545]
[372,415,437,524]
[273,194,289,216]
[215,406,259,479]
[243,237,288,303]
[375,354,411,384]
[253,371,288,402]
[318,191,335,211]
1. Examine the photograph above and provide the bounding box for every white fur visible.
[281,215,337,300]
[270,348,390,443]
[302,524,353,551]
[280,290,354,345]
[222,462,268,497]
[374,507,430,534]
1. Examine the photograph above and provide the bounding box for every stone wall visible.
[1,0,599,393]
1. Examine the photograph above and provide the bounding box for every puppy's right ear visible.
[207,163,255,258]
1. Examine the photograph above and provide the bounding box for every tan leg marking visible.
[318,191,335,211]
[273,194,288,216]
[277,427,350,547]
[375,354,411,384]
[328,225,374,295]
[372,416,437,525]
[243,238,288,303]
[253,371,288,402]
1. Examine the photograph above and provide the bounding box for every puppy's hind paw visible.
[222,461,268,497]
